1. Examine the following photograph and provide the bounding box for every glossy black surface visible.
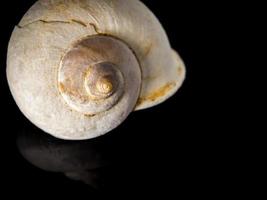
[0,0,229,198]
[17,127,122,190]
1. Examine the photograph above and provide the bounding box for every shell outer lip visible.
[134,49,186,111]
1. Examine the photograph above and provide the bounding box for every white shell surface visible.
[7,0,185,140]
[16,0,186,110]
[7,22,141,140]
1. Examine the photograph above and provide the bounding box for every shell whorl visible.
[84,62,122,100]
[58,36,130,115]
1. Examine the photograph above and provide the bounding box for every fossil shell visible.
[7,0,185,140]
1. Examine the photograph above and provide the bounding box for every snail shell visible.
[7,0,186,140]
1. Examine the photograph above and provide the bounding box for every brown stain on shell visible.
[59,82,87,103]
[84,113,96,117]
[71,19,87,27]
[137,82,176,106]
[177,65,183,76]
[143,42,153,57]
[59,82,66,93]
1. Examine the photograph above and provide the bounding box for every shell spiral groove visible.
[58,35,128,115]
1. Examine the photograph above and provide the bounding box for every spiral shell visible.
[58,35,140,115]
[7,0,186,140]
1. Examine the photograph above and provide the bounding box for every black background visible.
[0,0,238,198]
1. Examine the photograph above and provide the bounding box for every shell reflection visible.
[16,128,120,189]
